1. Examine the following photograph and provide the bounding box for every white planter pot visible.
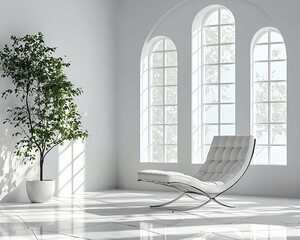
[26,180,55,203]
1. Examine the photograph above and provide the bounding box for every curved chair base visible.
[212,198,235,208]
[150,191,235,211]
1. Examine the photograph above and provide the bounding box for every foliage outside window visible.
[251,28,287,165]
[192,6,235,164]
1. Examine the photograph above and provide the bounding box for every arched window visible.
[192,6,235,164]
[251,28,287,165]
[140,37,178,163]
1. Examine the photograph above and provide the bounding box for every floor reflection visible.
[1,191,300,239]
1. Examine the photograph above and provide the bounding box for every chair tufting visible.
[137,135,256,209]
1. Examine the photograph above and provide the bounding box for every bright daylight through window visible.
[140,38,178,163]
[192,6,235,164]
[251,28,287,165]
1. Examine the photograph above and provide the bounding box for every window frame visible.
[192,6,236,164]
[251,28,287,165]
[140,37,178,163]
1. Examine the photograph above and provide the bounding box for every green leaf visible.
[0,32,88,167]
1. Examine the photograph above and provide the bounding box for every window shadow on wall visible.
[0,129,37,202]
[57,140,86,196]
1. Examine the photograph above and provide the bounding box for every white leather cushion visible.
[195,136,254,183]
[137,170,222,194]
[138,135,255,194]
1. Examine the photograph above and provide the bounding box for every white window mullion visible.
[148,54,151,162]
[217,9,221,136]
[192,6,235,164]
[143,37,178,163]
[251,28,287,165]
[200,24,204,161]
[267,30,271,164]
[162,39,166,162]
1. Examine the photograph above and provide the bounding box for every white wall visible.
[0,0,298,201]
[0,0,118,202]
[117,0,300,198]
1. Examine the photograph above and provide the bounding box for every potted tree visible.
[0,33,88,203]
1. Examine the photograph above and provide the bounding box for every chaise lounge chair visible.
[138,135,256,210]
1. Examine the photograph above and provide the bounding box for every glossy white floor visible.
[1,190,300,239]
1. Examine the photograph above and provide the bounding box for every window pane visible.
[192,52,199,72]
[165,106,177,124]
[192,90,199,111]
[271,43,286,60]
[165,51,177,67]
[251,29,287,166]
[151,52,163,67]
[192,129,199,154]
[221,64,235,83]
[192,109,199,131]
[142,128,148,151]
[193,151,199,164]
[165,125,177,144]
[142,111,148,132]
[271,61,286,80]
[192,7,235,164]
[142,90,148,111]
[221,84,235,103]
[253,62,268,81]
[254,146,268,165]
[271,82,286,101]
[221,25,235,43]
[270,146,286,165]
[221,44,235,63]
[192,72,199,92]
[204,65,218,83]
[153,40,163,51]
[257,33,268,44]
[253,82,268,102]
[204,125,218,144]
[152,145,163,162]
[205,10,218,26]
[151,87,163,105]
[165,39,176,50]
[253,45,268,61]
[204,105,218,123]
[151,126,163,144]
[253,124,268,144]
[165,86,177,105]
[204,26,218,45]
[151,106,163,124]
[165,145,177,163]
[271,124,286,144]
[220,124,235,135]
[142,72,148,91]
[271,103,286,122]
[192,34,198,53]
[221,104,235,123]
[151,69,163,86]
[271,32,284,42]
[143,37,178,163]
[204,85,218,103]
[203,145,210,159]
[204,46,218,64]
[165,68,177,85]
[253,103,268,123]
[221,9,234,24]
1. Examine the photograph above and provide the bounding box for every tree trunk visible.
[40,156,44,181]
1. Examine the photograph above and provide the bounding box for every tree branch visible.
[25,83,42,154]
